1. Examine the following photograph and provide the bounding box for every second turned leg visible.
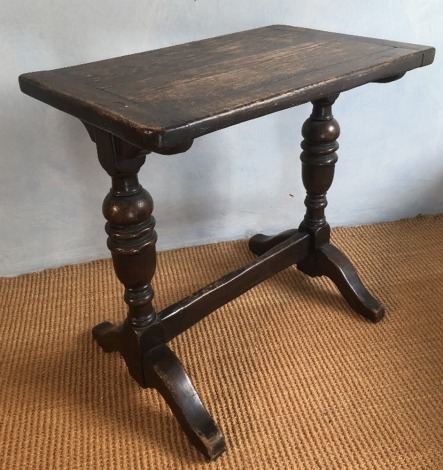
[297,95,384,321]
[249,95,384,322]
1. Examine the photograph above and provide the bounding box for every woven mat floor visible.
[1,215,442,469]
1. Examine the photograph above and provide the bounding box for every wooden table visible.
[19,25,435,460]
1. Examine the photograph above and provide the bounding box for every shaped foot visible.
[92,321,121,352]
[249,229,298,255]
[93,322,224,459]
[143,343,226,460]
[298,243,384,322]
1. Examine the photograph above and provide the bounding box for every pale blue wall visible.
[1,0,442,276]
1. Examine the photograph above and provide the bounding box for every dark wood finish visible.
[297,97,384,321]
[250,97,385,322]
[93,127,157,329]
[159,231,310,342]
[143,343,225,460]
[88,126,227,458]
[93,320,225,459]
[297,243,384,322]
[19,25,434,152]
[298,94,340,246]
[18,25,434,461]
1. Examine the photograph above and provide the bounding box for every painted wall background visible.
[1,0,442,276]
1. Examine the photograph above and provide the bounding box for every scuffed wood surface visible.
[19,25,434,152]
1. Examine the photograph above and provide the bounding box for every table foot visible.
[248,229,384,322]
[92,319,225,460]
[297,243,384,322]
[144,343,226,460]
[92,321,120,352]
[248,229,298,255]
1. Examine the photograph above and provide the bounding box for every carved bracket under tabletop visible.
[82,122,150,173]
[82,121,194,157]
[373,72,406,83]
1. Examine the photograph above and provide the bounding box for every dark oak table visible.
[19,25,435,460]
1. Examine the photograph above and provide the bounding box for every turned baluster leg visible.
[102,173,157,328]
[87,126,225,460]
[249,95,339,253]
[249,96,384,322]
[297,95,339,245]
[88,128,159,385]
[296,96,385,322]
[248,95,339,254]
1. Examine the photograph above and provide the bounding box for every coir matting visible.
[1,215,442,469]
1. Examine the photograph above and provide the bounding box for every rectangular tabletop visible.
[19,25,435,152]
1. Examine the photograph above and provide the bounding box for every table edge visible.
[18,25,436,153]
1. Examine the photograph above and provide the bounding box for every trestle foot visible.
[297,243,384,322]
[248,229,298,255]
[144,344,226,460]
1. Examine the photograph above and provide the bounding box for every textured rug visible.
[1,215,442,469]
